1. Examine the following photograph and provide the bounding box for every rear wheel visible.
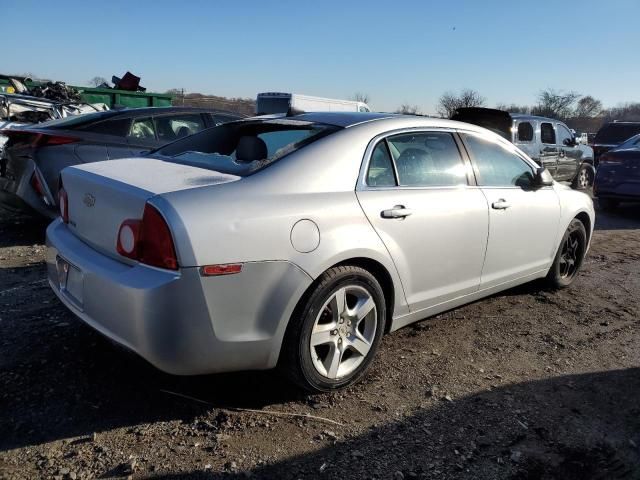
[546,219,587,288]
[280,266,386,392]
[572,164,593,190]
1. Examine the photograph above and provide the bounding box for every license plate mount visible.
[56,255,84,309]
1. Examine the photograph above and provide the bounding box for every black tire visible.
[546,219,587,289]
[572,163,594,190]
[279,265,386,393]
[598,198,619,211]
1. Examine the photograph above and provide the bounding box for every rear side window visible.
[385,132,466,187]
[154,114,206,142]
[79,118,131,136]
[541,123,556,144]
[129,117,156,140]
[517,122,534,142]
[463,134,534,188]
[366,142,396,187]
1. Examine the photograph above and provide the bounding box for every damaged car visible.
[46,112,594,392]
[0,107,244,218]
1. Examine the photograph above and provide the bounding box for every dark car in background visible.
[0,107,244,218]
[592,121,640,166]
[594,133,640,209]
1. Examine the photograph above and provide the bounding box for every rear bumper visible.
[0,157,57,218]
[46,219,313,375]
[594,169,640,201]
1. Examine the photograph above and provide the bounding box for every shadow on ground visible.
[144,368,640,479]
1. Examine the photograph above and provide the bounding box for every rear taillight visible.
[598,154,622,165]
[58,184,69,224]
[117,204,178,270]
[3,130,79,148]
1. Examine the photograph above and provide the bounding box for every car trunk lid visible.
[61,157,240,260]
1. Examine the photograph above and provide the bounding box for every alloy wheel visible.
[559,231,583,279]
[578,169,590,188]
[309,285,377,379]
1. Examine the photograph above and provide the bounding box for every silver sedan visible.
[46,112,595,392]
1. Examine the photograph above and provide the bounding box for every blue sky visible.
[4,0,639,113]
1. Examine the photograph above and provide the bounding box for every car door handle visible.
[381,205,413,219]
[491,199,511,210]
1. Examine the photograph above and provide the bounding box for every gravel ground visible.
[0,201,639,480]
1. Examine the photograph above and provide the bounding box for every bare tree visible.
[437,89,486,118]
[351,92,370,104]
[88,76,109,87]
[395,103,422,115]
[602,102,640,122]
[574,96,603,118]
[531,89,580,120]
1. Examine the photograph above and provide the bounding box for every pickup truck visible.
[452,108,595,189]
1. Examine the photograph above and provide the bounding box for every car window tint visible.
[129,118,156,140]
[79,118,131,136]
[366,142,396,187]
[517,122,533,142]
[386,132,466,187]
[540,123,556,144]
[155,114,205,142]
[556,124,573,145]
[463,134,535,188]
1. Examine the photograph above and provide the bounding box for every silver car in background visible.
[46,112,594,392]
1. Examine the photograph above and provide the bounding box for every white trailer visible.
[256,92,371,115]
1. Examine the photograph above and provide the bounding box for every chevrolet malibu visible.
[46,112,594,392]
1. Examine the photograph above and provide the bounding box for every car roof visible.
[510,113,565,123]
[286,112,398,127]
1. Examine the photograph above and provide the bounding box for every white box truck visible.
[256,92,371,115]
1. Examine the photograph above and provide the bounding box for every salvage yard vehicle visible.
[0,107,244,218]
[46,112,594,392]
[451,108,595,189]
[592,121,640,165]
[256,92,371,115]
[594,133,640,209]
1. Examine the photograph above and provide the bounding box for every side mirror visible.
[563,137,575,146]
[534,167,554,187]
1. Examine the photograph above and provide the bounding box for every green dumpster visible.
[0,79,173,108]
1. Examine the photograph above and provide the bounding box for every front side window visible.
[155,114,206,141]
[463,134,535,188]
[517,122,534,142]
[366,142,396,187]
[556,124,574,146]
[540,122,556,144]
[129,117,156,140]
[385,132,467,187]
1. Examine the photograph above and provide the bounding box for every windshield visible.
[594,123,640,144]
[155,120,340,176]
[618,133,640,149]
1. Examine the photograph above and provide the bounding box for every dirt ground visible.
[0,201,639,480]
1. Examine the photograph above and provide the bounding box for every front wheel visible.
[546,219,587,288]
[280,266,386,392]
[572,164,594,190]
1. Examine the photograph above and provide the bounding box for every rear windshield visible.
[256,96,291,115]
[618,133,640,149]
[154,120,340,176]
[594,123,640,144]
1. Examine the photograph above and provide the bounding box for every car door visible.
[556,123,582,181]
[356,130,489,312]
[539,121,559,178]
[459,132,561,290]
